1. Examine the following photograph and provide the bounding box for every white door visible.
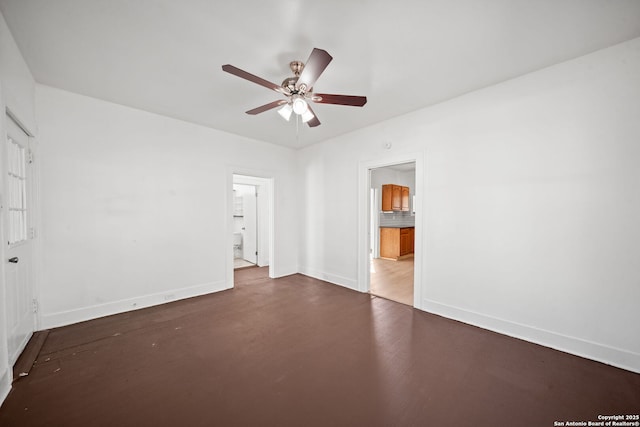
[242,189,257,264]
[4,115,35,366]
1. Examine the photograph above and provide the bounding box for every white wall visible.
[36,85,298,328]
[0,9,37,403]
[298,37,640,372]
[0,16,36,134]
[370,168,415,194]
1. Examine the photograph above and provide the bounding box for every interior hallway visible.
[1,267,638,427]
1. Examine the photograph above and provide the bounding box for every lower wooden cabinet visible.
[380,227,415,260]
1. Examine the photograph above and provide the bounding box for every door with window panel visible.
[4,115,35,367]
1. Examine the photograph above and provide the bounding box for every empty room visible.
[0,1,639,426]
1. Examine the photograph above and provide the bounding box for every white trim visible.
[298,266,358,290]
[422,298,640,374]
[357,151,425,309]
[5,107,35,137]
[0,369,10,404]
[0,88,9,408]
[40,280,230,329]
[8,331,32,367]
[370,188,380,258]
[29,132,42,332]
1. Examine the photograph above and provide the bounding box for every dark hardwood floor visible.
[1,267,638,426]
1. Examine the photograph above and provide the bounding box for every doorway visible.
[368,163,416,305]
[357,153,424,309]
[231,174,272,272]
[232,183,258,269]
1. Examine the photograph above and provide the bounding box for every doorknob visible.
[8,257,18,263]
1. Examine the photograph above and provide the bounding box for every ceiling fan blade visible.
[312,93,367,107]
[222,64,288,94]
[305,105,321,127]
[296,48,332,91]
[246,100,288,115]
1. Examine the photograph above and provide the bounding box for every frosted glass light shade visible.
[301,109,314,123]
[278,103,293,121]
[292,96,308,115]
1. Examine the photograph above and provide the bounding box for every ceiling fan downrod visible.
[282,60,305,93]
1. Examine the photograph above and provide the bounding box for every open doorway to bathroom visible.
[233,183,257,269]
[368,162,416,305]
[232,175,271,270]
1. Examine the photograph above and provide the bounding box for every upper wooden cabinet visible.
[382,184,410,212]
[381,184,393,211]
[401,187,410,212]
[391,185,402,210]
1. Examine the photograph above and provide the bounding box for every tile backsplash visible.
[379,211,415,227]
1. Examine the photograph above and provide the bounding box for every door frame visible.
[357,151,425,309]
[226,168,275,288]
[370,188,380,258]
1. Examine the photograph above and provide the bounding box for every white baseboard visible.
[273,264,298,279]
[422,298,640,374]
[40,280,231,329]
[0,368,11,408]
[298,266,358,290]
[9,331,32,368]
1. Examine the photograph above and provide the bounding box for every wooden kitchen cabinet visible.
[380,227,415,260]
[401,186,410,212]
[381,184,393,211]
[381,184,410,212]
[392,185,403,210]
[382,184,402,211]
[400,229,411,255]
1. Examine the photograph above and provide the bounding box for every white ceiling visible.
[376,162,416,173]
[2,0,640,148]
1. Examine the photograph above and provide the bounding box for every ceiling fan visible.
[222,48,367,128]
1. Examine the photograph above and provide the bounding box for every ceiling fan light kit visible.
[222,48,367,128]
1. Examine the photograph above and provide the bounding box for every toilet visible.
[233,232,243,256]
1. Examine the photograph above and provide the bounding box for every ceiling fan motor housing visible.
[289,61,304,76]
[281,76,298,92]
[282,60,308,93]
